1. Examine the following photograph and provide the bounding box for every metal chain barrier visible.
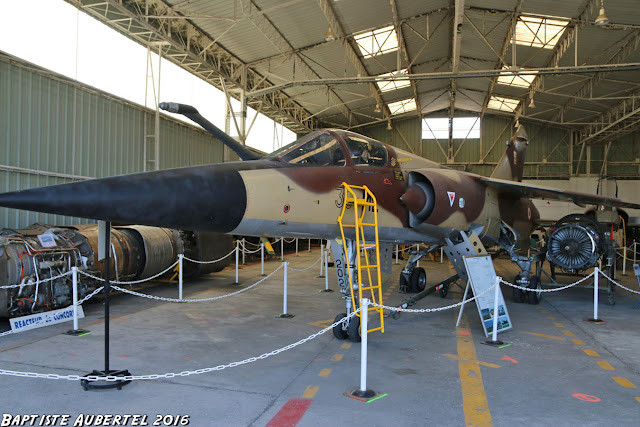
[0,330,16,338]
[0,271,72,289]
[239,241,263,254]
[500,272,595,293]
[288,256,322,272]
[0,310,360,382]
[78,260,179,285]
[110,264,284,303]
[599,270,640,295]
[239,239,262,248]
[183,248,236,265]
[372,281,498,313]
[76,286,104,306]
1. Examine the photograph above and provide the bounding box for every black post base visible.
[482,340,505,347]
[586,318,605,323]
[276,313,295,319]
[80,370,132,391]
[320,289,334,293]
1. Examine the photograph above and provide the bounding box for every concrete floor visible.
[1,248,639,426]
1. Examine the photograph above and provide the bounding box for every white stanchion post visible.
[319,244,325,277]
[277,262,294,318]
[308,238,311,252]
[325,251,329,290]
[416,244,420,268]
[360,298,369,394]
[623,245,627,275]
[235,241,239,284]
[591,267,600,321]
[440,247,444,263]
[72,266,79,331]
[242,239,246,265]
[634,241,637,266]
[261,243,265,276]
[178,254,184,300]
[483,276,505,346]
[281,238,284,261]
[296,238,299,256]
[395,245,399,265]
[491,276,500,343]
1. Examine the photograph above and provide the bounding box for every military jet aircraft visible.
[1,103,639,339]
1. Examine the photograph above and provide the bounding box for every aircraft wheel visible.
[399,273,410,293]
[332,313,348,340]
[513,275,525,303]
[439,285,448,298]
[527,275,542,305]
[347,316,361,342]
[410,267,427,293]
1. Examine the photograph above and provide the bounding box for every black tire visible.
[410,267,427,293]
[347,316,361,342]
[399,273,410,293]
[439,285,448,298]
[332,313,348,340]
[513,275,525,303]
[527,275,542,305]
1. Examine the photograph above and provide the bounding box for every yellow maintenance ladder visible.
[336,183,384,335]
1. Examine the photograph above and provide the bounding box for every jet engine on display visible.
[546,214,605,273]
[0,224,233,318]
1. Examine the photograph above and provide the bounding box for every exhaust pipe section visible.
[0,224,233,318]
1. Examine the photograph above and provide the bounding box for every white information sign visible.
[463,254,512,337]
[9,305,85,333]
[37,233,57,248]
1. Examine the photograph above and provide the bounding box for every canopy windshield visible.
[273,131,347,166]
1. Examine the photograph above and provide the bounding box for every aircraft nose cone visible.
[0,164,248,232]
[401,184,427,216]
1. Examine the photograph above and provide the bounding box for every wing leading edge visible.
[480,177,640,210]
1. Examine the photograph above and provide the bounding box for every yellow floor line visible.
[553,322,564,328]
[331,354,344,362]
[582,349,599,357]
[443,354,501,369]
[457,316,492,426]
[318,368,332,378]
[519,331,565,340]
[635,397,640,403]
[613,377,637,388]
[560,330,575,337]
[597,361,615,371]
[302,385,319,398]
[341,343,351,349]
[572,339,585,346]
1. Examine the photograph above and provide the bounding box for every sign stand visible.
[631,264,640,309]
[458,255,512,343]
[81,221,131,391]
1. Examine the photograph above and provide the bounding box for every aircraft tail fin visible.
[490,125,528,182]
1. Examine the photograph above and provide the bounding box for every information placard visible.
[462,254,512,337]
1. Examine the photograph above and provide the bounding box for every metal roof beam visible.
[64,0,317,132]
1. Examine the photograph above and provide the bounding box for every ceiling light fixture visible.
[386,120,393,130]
[374,104,381,113]
[528,97,535,108]
[325,26,336,42]
[595,0,609,25]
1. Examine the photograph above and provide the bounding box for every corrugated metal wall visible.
[364,114,639,180]
[0,54,224,229]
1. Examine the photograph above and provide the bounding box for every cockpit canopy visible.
[272,130,388,167]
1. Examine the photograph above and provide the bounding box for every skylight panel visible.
[354,25,399,58]
[515,16,569,49]
[497,66,538,88]
[422,117,480,140]
[388,98,416,115]
[487,96,520,112]
[376,69,410,92]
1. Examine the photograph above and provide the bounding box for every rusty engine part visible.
[0,224,233,318]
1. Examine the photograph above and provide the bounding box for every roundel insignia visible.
[283,204,290,213]
[459,198,465,208]
[390,157,397,167]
